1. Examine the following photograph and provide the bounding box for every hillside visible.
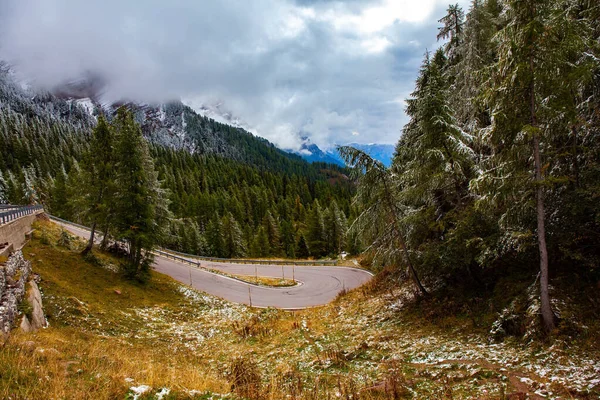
[2,220,598,399]
[0,66,356,260]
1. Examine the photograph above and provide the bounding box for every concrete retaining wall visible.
[0,212,43,251]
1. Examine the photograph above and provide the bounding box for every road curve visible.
[54,220,373,309]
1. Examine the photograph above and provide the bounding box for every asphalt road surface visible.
[55,220,373,309]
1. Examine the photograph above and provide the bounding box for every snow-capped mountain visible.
[292,137,345,166]
[0,67,312,169]
[292,138,395,167]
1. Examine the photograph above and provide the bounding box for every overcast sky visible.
[0,0,469,150]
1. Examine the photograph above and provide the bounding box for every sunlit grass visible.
[0,220,597,399]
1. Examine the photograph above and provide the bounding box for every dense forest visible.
[0,69,356,261]
[344,0,599,332]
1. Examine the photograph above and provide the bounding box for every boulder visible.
[26,280,46,331]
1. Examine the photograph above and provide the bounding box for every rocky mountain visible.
[0,67,322,173]
[293,138,395,167]
[292,137,345,167]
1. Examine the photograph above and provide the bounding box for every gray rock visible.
[26,280,46,331]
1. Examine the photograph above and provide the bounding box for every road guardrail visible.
[0,205,44,225]
[48,214,338,266]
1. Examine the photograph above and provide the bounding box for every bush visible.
[56,230,73,249]
[229,356,262,400]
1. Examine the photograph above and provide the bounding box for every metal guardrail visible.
[160,247,338,266]
[0,205,44,225]
[48,214,338,266]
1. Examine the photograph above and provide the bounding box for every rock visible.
[26,280,46,331]
[22,340,36,352]
[20,315,32,333]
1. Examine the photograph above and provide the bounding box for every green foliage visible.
[343,0,600,306]
[56,229,73,249]
[111,107,170,281]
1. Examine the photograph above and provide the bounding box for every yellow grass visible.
[0,220,597,399]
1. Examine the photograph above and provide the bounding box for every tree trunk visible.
[533,134,555,332]
[100,223,110,250]
[382,178,428,296]
[82,221,97,256]
[529,43,555,332]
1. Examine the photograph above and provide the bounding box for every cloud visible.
[0,0,470,150]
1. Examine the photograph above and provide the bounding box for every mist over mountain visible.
[0,0,467,151]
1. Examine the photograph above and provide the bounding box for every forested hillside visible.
[344,0,599,334]
[0,67,355,260]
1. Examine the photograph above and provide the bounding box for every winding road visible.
[54,219,373,309]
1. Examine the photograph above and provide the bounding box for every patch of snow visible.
[129,385,151,400]
[75,98,96,118]
[155,387,170,400]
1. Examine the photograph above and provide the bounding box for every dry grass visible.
[0,220,598,399]
[227,273,297,288]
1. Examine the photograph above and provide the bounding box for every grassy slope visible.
[0,220,598,399]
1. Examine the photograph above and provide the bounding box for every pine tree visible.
[252,226,270,258]
[22,166,39,205]
[325,200,347,255]
[484,0,596,331]
[339,146,428,296]
[222,212,246,258]
[206,213,225,258]
[49,165,69,217]
[437,4,465,63]
[80,115,115,255]
[296,234,309,259]
[112,107,169,281]
[0,171,7,204]
[306,200,326,258]
[280,220,296,258]
[262,211,280,255]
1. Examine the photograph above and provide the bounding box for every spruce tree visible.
[485,0,595,331]
[296,234,309,259]
[0,171,7,204]
[80,116,115,255]
[112,107,169,281]
[222,212,246,258]
[206,213,225,257]
[339,146,428,296]
[306,200,326,258]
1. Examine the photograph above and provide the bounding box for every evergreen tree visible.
[22,166,39,205]
[49,166,69,217]
[280,220,296,258]
[0,171,7,204]
[252,226,270,258]
[80,116,115,255]
[437,4,465,63]
[324,200,347,255]
[206,213,225,258]
[262,211,280,255]
[339,146,428,296]
[222,212,246,258]
[484,0,596,331]
[306,200,326,258]
[296,234,309,259]
[112,107,169,281]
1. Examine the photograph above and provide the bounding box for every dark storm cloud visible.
[0,0,469,150]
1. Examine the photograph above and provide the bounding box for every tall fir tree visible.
[222,212,246,258]
[112,107,170,281]
[80,115,116,255]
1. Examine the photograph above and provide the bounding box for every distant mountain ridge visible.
[291,138,395,167]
